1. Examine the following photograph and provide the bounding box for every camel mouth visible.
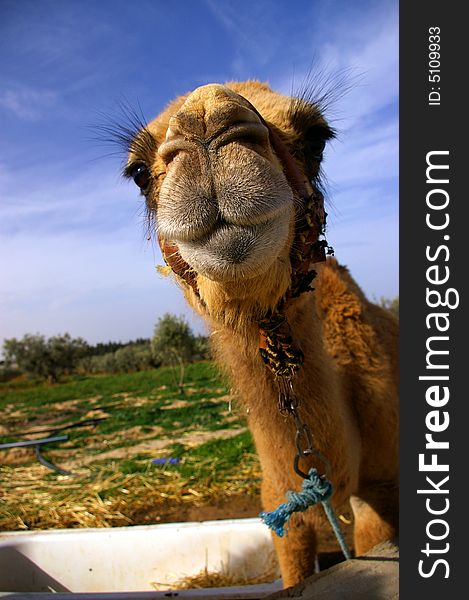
[175,212,291,282]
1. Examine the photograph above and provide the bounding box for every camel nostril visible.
[213,121,269,150]
[159,121,269,165]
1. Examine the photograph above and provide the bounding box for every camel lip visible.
[158,216,225,246]
[171,219,253,249]
[175,213,292,283]
[162,208,287,246]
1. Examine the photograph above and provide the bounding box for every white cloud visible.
[0,85,59,121]
[0,155,139,235]
[204,0,281,71]
[326,122,398,190]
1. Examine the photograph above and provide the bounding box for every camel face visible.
[126,81,335,321]
[155,84,294,282]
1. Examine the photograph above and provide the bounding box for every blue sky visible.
[0,0,398,346]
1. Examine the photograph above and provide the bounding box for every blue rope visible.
[321,497,352,560]
[259,467,352,560]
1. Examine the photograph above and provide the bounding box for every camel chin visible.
[175,214,290,282]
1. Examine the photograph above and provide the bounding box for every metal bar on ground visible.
[35,444,72,476]
[0,435,69,450]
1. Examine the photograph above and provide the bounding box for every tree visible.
[114,343,154,372]
[151,314,195,395]
[3,333,89,383]
[193,334,211,361]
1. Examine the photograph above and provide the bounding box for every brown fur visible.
[127,81,399,587]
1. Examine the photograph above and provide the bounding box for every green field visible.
[0,362,261,531]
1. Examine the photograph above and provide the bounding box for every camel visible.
[123,81,399,588]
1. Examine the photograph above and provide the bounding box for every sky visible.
[0,0,398,347]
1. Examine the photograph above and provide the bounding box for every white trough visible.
[0,518,281,599]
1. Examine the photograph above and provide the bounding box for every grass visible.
[0,361,221,410]
[0,362,262,531]
[162,430,257,481]
[0,362,244,444]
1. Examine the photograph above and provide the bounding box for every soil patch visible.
[138,494,263,525]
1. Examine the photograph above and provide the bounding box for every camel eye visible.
[129,163,151,191]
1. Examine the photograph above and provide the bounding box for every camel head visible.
[125,81,334,327]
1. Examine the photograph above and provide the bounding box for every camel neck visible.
[209,292,324,416]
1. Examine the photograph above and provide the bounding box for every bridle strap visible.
[264,123,327,295]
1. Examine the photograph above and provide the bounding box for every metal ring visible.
[293,453,310,479]
[293,448,332,480]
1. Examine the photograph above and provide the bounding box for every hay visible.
[0,459,261,531]
[172,565,278,589]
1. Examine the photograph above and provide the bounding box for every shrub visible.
[3,333,89,383]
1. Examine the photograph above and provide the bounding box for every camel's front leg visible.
[271,513,318,587]
[261,477,319,587]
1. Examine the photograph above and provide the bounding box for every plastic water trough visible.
[0,517,282,599]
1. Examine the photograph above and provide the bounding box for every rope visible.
[260,468,352,560]
[321,497,353,560]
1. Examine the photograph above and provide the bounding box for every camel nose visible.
[158,84,268,164]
